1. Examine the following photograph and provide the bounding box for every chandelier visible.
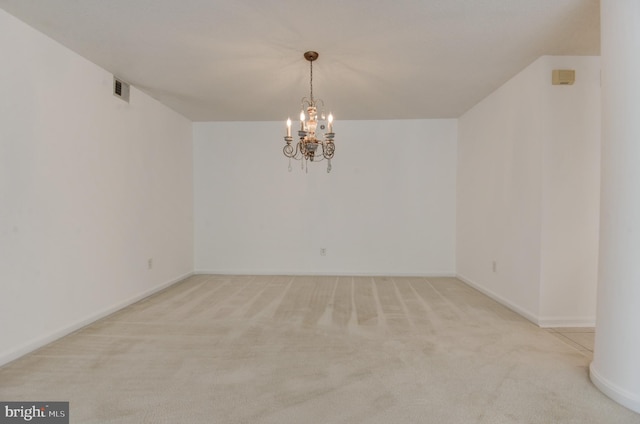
[283,51,335,173]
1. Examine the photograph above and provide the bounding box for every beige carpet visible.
[1,275,638,423]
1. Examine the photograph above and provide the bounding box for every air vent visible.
[113,77,130,102]
[552,69,575,85]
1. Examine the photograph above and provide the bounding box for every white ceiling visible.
[0,0,600,121]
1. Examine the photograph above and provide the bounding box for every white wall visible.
[539,56,601,325]
[457,59,546,320]
[457,56,600,326]
[0,9,194,365]
[194,119,457,275]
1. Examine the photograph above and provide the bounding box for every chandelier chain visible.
[309,60,314,102]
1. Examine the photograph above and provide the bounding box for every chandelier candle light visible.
[283,51,335,173]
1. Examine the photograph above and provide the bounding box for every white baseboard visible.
[456,273,540,325]
[537,317,596,328]
[194,269,457,277]
[590,363,640,414]
[456,273,596,328]
[0,271,193,368]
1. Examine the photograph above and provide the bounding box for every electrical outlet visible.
[320,248,327,256]
[148,258,153,270]
[492,261,497,273]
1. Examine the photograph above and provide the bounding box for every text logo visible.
[0,402,68,424]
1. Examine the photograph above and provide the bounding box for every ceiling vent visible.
[552,69,575,85]
[113,77,130,102]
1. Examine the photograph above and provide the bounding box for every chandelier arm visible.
[292,142,303,160]
[298,142,307,160]
[283,141,305,160]
[283,144,295,158]
[322,141,335,159]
